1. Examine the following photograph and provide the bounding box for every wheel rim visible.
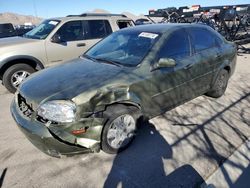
[107,114,136,149]
[11,71,30,88]
[217,72,227,90]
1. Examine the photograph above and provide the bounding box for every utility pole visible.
[33,0,38,18]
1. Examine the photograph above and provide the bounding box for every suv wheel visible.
[206,69,229,98]
[3,64,35,93]
[101,104,140,154]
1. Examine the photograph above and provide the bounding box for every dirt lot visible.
[0,53,249,188]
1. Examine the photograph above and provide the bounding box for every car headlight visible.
[37,100,76,123]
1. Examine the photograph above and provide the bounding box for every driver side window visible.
[55,21,84,42]
[158,29,191,61]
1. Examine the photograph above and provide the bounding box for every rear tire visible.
[3,64,35,93]
[101,104,141,154]
[206,69,229,98]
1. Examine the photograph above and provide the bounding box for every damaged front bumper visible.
[11,100,103,157]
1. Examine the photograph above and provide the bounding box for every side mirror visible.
[51,34,63,43]
[155,58,176,69]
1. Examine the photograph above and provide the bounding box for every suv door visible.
[45,20,87,64]
[45,20,112,65]
[187,27,221,95]
[150,29,194,112]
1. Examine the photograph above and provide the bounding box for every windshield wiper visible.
[83,55,122,67]
[82,54,98,62]
[95,57,122,67]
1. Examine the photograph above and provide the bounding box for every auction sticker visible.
[139,32,158,39]
[49,20,59,25]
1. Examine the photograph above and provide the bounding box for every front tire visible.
[101,104,141,154]
[3,64,35,93]
[206,69,229,98]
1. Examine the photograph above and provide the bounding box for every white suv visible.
[0,13,134,93]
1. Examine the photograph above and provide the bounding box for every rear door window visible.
[188,28,217,52]
[83,20,112,39]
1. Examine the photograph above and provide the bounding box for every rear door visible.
[187,27,222,95]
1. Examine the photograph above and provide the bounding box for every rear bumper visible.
[11,100,91,157]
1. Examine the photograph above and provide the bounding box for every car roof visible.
[48,14,132,22]
[119,23,211,34]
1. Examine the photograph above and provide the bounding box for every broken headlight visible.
[37,100,76,123]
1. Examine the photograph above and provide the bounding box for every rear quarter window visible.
[117,20,134,29]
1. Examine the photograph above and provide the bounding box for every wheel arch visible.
[224,65,231,74]
[0,55,44,79]
[88,86,143,115]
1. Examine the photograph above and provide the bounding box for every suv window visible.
[56,21,84,42]
[84,20,112,40]
[189,28,217,52]
[158,29,190,60]
[117,20,133,29]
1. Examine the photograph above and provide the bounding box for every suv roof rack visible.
[67,13,127,17]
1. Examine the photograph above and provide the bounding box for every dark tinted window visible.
[158,29,190,60]
[0,23,16,38]
[56,21,84,41]
[117,20,133,29]
[0,23,15,32]
[189,28,217,52]
[84,20,112,39]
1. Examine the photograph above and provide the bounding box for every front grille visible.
[17,94,34,118]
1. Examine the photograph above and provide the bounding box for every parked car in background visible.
[11,24,237,157]
[0,23,35,39]
[0,23,16,38]
[0,13,134,93]
[15,24,36,36]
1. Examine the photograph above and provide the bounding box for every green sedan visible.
[11,24,237,157]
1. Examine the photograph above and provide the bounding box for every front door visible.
[149,29,194,113]
[45,20,113,66]
[45,20,90,65]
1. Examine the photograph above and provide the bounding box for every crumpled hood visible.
[19,57,128,105]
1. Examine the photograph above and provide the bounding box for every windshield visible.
[24,20,60,39]
[85,30,160,67]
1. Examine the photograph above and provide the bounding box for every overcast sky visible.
[0,0,249,18]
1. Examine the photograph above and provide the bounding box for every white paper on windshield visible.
[49,21,58,25]
[139,32,158,39]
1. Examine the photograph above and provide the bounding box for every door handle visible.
[77,43,86,47]
[184,63,194,70]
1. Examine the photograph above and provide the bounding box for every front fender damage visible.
[88,85,141,112]
[47,117,104,153]
[48,85,142,153]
